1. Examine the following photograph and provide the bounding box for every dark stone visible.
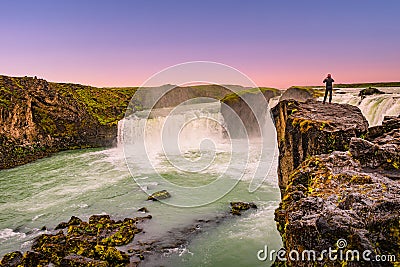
[358,87,385,97]
[137,207,149,213]
[55,215,83,230]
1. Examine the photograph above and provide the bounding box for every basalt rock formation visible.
[271,99,369,192]
[272,100,400,266]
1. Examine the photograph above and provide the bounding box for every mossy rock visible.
[147,190,171,201]
[55,215,83,230]
[0,214,148,266]
[230,201,257,215]
[61,254,109,267]
[0,251,23,266]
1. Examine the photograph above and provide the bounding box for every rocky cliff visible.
[0,75,137,169]
[220,87,281,138]
[272,100,369,192]
[272,99,400,266]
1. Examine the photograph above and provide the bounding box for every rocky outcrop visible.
[0,214,152,266]
[358,87,385,98]
[220,87,281,138]
[272,99,369,192]
[0,75,137,169]
[280,86,324,102]
[273,101,400,266]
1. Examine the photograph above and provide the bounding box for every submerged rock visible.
[147,190,171,201]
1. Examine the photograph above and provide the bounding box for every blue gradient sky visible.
[1,0,399,88]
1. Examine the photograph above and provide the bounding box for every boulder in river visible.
[230,201,257,215]
[358,87,385,97]
[147,190,171,201]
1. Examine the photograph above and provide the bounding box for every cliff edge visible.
[272,100,399,266]
[0,75,136,169]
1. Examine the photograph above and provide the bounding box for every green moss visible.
[220,87,280,103]
[288,86,325,98]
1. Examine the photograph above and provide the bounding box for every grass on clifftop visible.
[51,83,138,125]
[287,86,325,98]
[220,87,281,103]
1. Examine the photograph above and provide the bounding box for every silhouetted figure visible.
[323,74,334,104]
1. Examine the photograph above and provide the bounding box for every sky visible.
[0,0,399,89]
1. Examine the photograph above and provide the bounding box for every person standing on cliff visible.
[323,74,334,104]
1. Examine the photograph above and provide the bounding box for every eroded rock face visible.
[274,152,400,266]
[273,102,400,267]
[272,99,368,193]
[0,75,133,169]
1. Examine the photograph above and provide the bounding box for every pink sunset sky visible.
[1,1,399,89]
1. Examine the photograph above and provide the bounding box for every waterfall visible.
[118,101,227,151]
[322,87,400,126]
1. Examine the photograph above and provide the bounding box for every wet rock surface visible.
[230,201,257,215]
[0,215,151,267]
[0,202,256,266]
[358,87,385,98]
[273,102,400,266]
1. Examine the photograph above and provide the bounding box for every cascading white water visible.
[321,87,400,126]
[118,101,226,151]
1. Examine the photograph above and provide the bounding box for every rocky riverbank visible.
[0,200,258,266]
[272,99,399,266]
